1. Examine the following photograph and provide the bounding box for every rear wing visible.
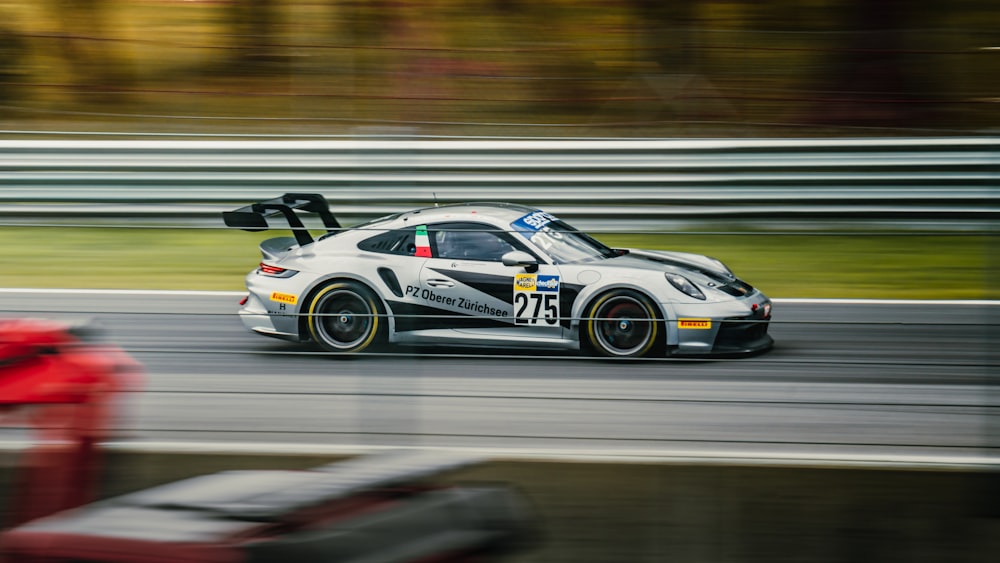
[223,193,341,246]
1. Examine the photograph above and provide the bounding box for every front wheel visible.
[307,281,386,353]
[581,289,663,357]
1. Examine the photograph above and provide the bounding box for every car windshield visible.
[510,211,616,264]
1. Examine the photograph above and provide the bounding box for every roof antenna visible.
[433,192,439,207]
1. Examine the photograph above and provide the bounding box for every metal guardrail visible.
[0,137,996,229]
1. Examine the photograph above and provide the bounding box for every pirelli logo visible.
[270,292,298,305]
[678,318,712,330]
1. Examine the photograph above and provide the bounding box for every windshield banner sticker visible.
[511,211,558,246]
[512,210,557,234]
[514,273,560,325]
[511,211,565,254]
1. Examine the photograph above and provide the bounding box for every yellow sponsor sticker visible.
[270,291,298,305]
[678,318,712,330]
[514,273,537,291]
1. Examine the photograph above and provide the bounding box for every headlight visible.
[665,273,705,300]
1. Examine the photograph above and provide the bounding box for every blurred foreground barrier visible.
[4,449,996,563]
[1,450,536,563]
[0,137,997,228]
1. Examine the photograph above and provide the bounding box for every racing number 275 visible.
[514,293,558,325]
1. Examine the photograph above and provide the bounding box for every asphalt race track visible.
[2,289,998,465]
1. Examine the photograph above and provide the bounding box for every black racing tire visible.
[581,289,663,358]
[306,281,386,353]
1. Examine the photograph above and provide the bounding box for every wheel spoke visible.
[587,292,658,357]
[308,283,383,353]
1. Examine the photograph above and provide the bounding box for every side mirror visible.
[501,251,539,273]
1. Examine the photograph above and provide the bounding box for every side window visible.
[358,227,418,256]
[432,222,517,262]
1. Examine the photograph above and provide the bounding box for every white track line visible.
[1,439,995,469]
[0,288,245,297]
[774,298,999,306]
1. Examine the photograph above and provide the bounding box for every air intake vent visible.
[717,279,754,297]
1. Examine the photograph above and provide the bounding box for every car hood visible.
[605,248,735,281]
[588,248,759,300]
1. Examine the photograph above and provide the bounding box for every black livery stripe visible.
[559,283,582,329]
[428,268,514,304]
[631,254,754,296]
[386,301,510,332]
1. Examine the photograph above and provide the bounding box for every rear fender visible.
[296,275,392,341]
[259,237,299,263]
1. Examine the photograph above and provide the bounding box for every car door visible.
[419,222,564,341]
[355,224,432,336]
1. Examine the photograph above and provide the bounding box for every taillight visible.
[258,262,298,278]
[259,263,285,275]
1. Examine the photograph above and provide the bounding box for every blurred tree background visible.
[0,0,996,137]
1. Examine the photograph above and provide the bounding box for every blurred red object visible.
[0,318,143,526]
[0,321,534,562]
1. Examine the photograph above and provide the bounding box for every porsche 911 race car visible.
[223,193,773,357]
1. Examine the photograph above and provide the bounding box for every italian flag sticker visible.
[415,225,432,257]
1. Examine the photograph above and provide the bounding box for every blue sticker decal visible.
[535,274,560,292]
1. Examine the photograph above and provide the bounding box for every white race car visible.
[224,194,773,357]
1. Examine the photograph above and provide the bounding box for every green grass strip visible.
[3,227,996,299]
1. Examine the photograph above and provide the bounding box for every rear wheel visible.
[582,289,662,357]
[307,281,386,353]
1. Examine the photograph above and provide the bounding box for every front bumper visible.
[670,295,773,356]
[711,315,773,355]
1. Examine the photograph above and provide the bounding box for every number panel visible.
[513,273,561,326]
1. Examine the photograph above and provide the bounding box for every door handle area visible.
[426,279,455,288]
